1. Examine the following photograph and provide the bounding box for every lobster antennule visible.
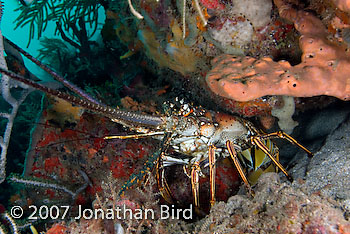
[0,67,165,129]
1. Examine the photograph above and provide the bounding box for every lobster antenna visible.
[0,67,165,129]
[4,37,104,106]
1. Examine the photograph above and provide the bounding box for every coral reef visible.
[29,114,350,233]
[138,24,201,75]
[3,0,350,233]
[74,0,312,119]
[199,173,350,233]
[206,0,350,102]
[128,0,207,75]
[208,0,272,55]
[127,0,296,77]
[10,96,241,232]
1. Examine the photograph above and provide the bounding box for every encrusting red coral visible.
[46,223,67,234]
[206,0,350,102]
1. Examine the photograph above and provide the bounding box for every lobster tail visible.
[0,68,165,129]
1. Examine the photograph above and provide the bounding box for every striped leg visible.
[190,162,201,207]
[255,131,313,157]
[226,140,254,195]
[250,136,293,181]
[155,159,174,204]
[117,132,172,197]
[208,145,216,207]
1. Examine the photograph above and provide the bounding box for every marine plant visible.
[37,37,71,73]
[14,0,102,47]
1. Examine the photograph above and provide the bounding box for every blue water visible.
[2,0,105,81]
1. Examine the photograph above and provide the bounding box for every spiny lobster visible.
[0,38,313,209]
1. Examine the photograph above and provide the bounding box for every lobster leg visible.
[251,136,293,182]
[155,159,174,204]
[226,141,253,195]
[190,162,201,207]
[118,132,172,197]
[208,145,216,207]
[257,131,313,158]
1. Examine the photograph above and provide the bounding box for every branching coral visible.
[206,0,350,102]
[0,3,32,183]
[8,171,90,201]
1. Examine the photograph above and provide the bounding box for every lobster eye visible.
[200,123,215,137]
